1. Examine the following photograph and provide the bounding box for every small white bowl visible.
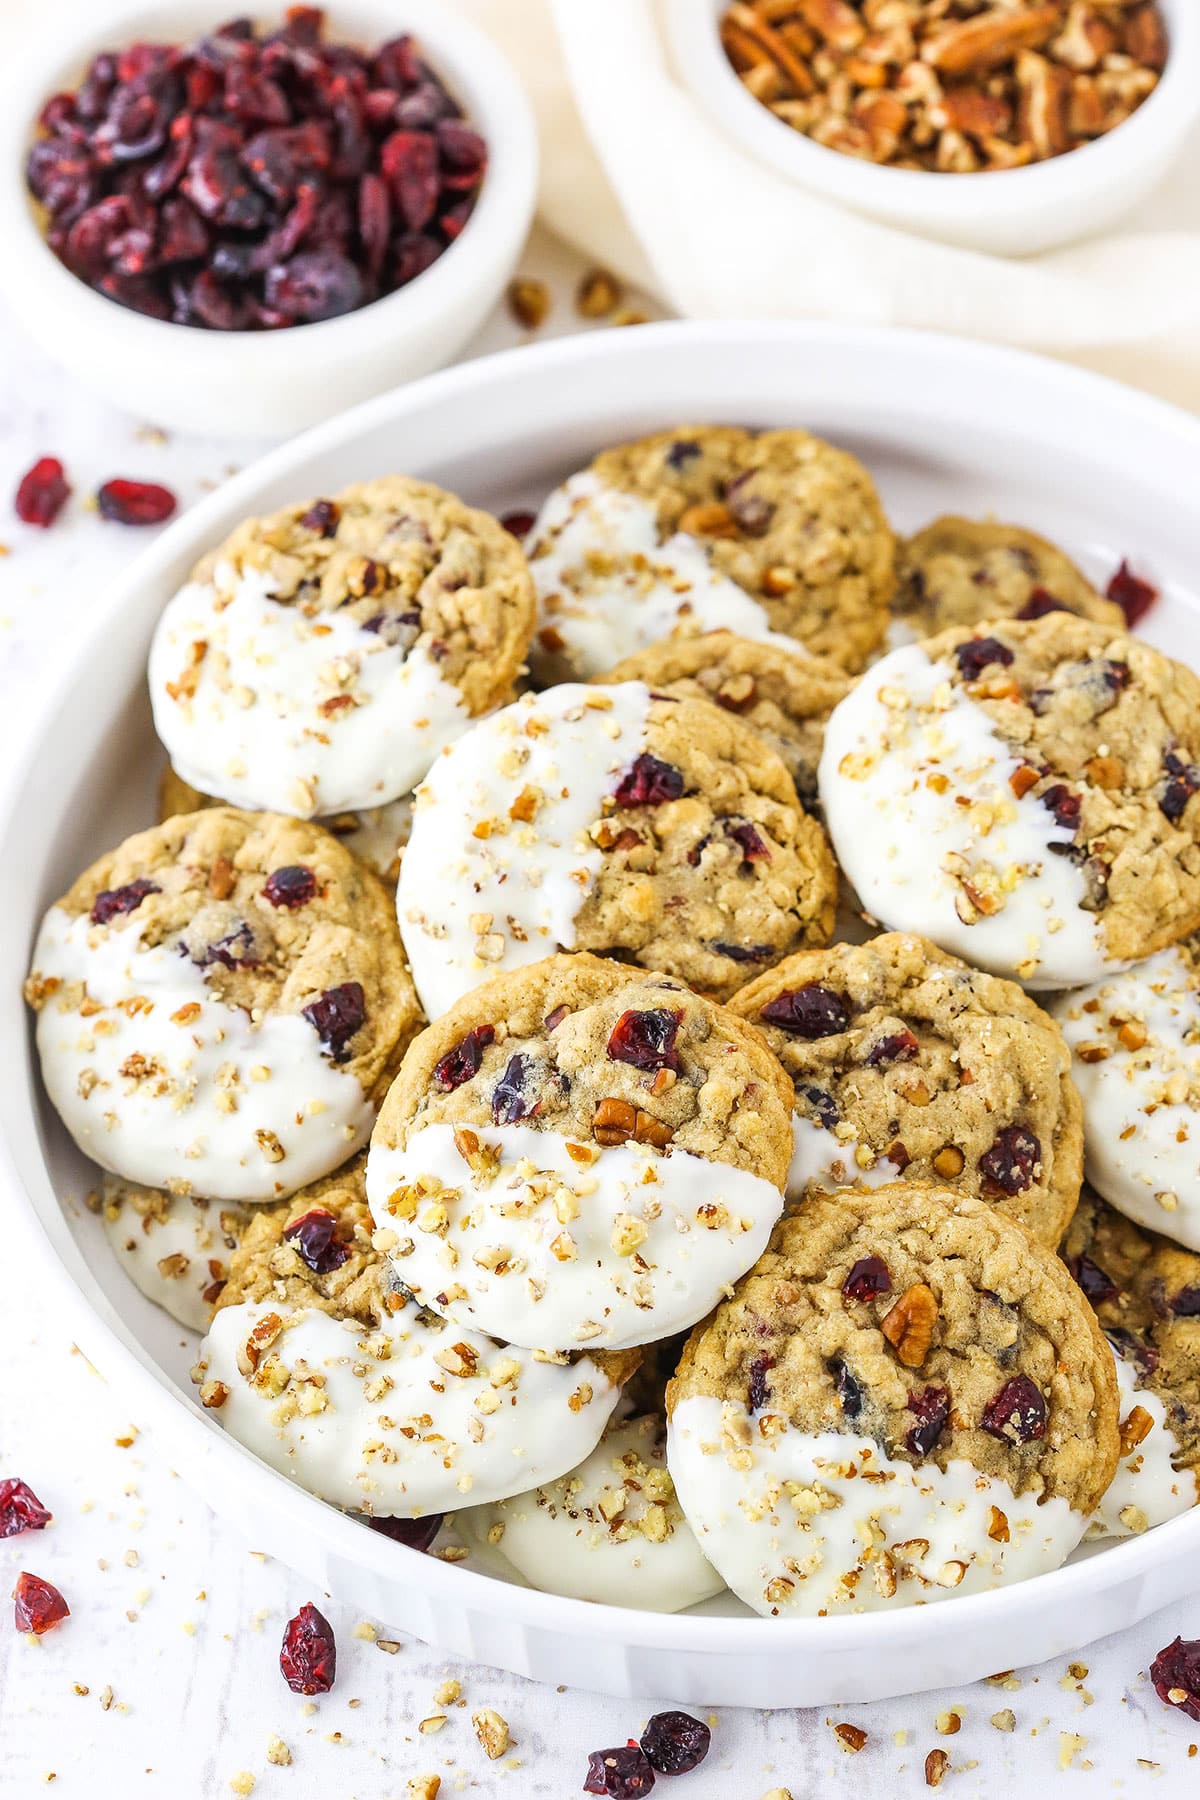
[666,0,1199,256]
[0,0,537,436]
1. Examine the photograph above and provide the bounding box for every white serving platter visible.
[4,321,1200,1708]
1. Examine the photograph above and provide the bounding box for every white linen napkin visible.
[464,0,1200,411]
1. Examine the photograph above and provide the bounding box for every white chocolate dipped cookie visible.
[96,1175,253,1332]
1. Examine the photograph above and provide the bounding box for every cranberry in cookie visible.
[820,616,1200,988]
[397,681,836,1016]
[667,1188,1118,1617]
[731,933,1083,1246]
[149,477,535,818]
[25,809,418,1202]
[366,956,794,1353]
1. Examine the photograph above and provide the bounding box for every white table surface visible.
[2,183,1200,1800]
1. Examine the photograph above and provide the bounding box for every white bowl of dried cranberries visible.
[0,0,537,436]
[666,0,1200,256]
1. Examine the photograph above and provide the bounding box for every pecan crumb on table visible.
[720,1,1167,172]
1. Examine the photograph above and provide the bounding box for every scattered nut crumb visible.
[576,268,622,319]
[1059,1733,1086,1771]
[408,1779,441,1800]
[434,1679,461,1706]
[991,1710,1016,1733]
[507,279,550,331]
[418,1715,447,1735]
[266,1736,291,1767]
[936,1711,962,1735]
[472,1708,511,1760]
[375,1639,401,1655]
[834,1722,868,1752]
[352,1621,377,1640]
[229,1776,255,1798]
[925,1747,950,1788]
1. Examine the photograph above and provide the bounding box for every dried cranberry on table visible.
[0,1479,52,1539]
[26,10,486,331]
[14,457,71,528]
[279,1600,336,1694]
[584,1742,656,1797]
[13,1571,69,1635]
[640,1710,711,1775]
[1151,1636,1200,1722]
[1107,559,1158,628]
[97,478,177,525]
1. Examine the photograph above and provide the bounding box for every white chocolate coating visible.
[200,1299,622,1515]
[366,1121,784,1353]
[1088,1350,1197,1539]
[458,1413,724,1612]
[526,474,798,679]
[396,682,652,1021]
[819,644,1112,989]
[787,1114,909,1205]
[1051,948,1200,1248]
[149,561,469,817]
[31,905,372,1202]
[668,1397,1085,1617]
[99,1175,252,1333]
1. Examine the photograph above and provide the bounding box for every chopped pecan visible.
[593,1097,637,1146]
[881,1283,938,1368]
[922,6,1061,76]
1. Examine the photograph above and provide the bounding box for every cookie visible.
[730,932,1082,1246]
[160,764,412,887]
[526,426,894,682]
[25,808,419,1201]
[1062,1188,1200,1536]
[820,616,1200,988]
[397,681,837,1015]
[667,1187,1118,1616]
[595,632,849,812]
[366,954,794,1352]
[893,517,1123,643]
[458,1411,725,1612]
[148,476,536,818]
[200,1157,636,1517]
[95,1176,252,1332]
[1051,941,1200,1251]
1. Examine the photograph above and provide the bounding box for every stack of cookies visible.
[25,426,1200,1620]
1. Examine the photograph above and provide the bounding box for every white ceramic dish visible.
[6,321,1200,1708]
[0,0,536,437]
[665,0,1200,255]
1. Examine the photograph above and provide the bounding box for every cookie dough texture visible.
[895,517,1124,639]
[216,1154,387,1325]
[375,953,795,1189]
[671,1188,1118,1513]
[596,632,850,810]
[731,933,1083,1246]
[589,427,895,672]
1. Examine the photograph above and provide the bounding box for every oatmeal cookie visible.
[160,764,412,887]
[1051,940,1200,1252]
[730,932,1082,1245]
[667,1187,1118,1616]
[96,1176,254,1332]
[526,425,895,682]
[820,615,1200,988]
[199,1153,637,1517]
[366,954,794,1352]
[148,476,536,818]
[1062,1188,1200,1537]
[458,1411,725,1612]
[595,631,849,811]
[397,681,836,1015]
[25,808,419,1201]
[893,517,1123,641]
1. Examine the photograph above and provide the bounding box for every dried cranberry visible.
[709,941,773,963]
[606,1007,682,1072]
[300,499,340,536]
[96,479,176,525]
[0,1480,51,1539]
[640,1711,710,1775]
[492,1052,535,1124]
[1107,560,1158,629]
[760,983,849,1039]
[303,981,365,1061]
[1107,1329,1159,1380]
[800,1085,839,1130]
[980,1374,1046,1445]
[613,754,685,808]
[283,1207,349,1274]
[500,508,535,539]
[90,877,159,924]
[1068,1255,1120,1305]
[726,492,773,537]
[665,439,700,469]
[262,864,316,908]
[1015,588,1068,621]
[367,1513,442,1551]
[13,1572,69,1635]
[842,1256,892,1303]
[194,919,259,970]
[433,1023,495,1090]
[831,1358,863,1419]
[1041,785,1081,832]
[584,1744,655,1796]
[15,458,70,528]
[723,818,771,864]
[1161,753,1199,824]
[1170,1286,1200,1318]
[904,1385,950,1456]
[864,1029,919,1067]
[979,1125,1040,1196]
[955,636,1014,681]
[747,1353,773,1411]
[279,1601,336,1695]
[1151,1637,1200,1721]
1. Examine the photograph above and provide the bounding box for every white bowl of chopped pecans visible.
[667,0,1199,255]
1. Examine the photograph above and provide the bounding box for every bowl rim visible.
[7,316,1200,1659]
[0,0,538,363]
[665,0,1200,220]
